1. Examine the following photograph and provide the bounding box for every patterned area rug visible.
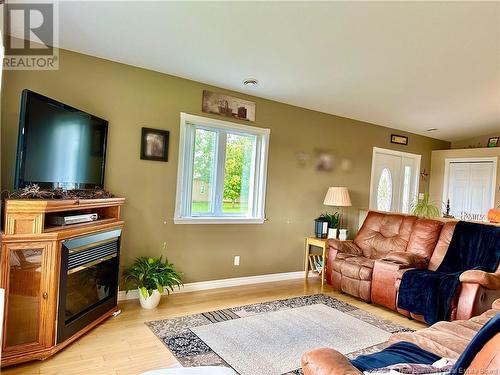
[146,294,412,375]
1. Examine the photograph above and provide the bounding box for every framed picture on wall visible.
[140,127,169,161]
[487,137,499,148]
[391,134,408,145]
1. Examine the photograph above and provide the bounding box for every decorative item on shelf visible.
[412,191,440,218]
[487,137,499,148]
[123,256,183,309]
[339,229,348,241]
[140,127,169,162]
[314,215,329,238]
[1,184,114,200]
[323,186,352,236]
[391,134,408,145]
[442,198,454,218]
[419,169,429,184]
[202,90,256,122]
[460,212,485,222]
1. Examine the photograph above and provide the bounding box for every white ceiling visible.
[11,1,500,141]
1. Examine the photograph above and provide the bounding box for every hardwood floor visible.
[2,278,427,375]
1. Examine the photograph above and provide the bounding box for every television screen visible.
[15,90,108,189]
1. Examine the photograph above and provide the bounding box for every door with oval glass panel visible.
[370,147,421,213]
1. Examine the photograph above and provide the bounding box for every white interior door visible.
[370,148,421,213]
[445,160,496,219]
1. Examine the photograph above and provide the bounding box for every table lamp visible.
[323,187,352,239]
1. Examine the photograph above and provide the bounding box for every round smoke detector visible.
[243,78,258,87]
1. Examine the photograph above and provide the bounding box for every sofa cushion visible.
[340,256,375,281]
[406,219,444,260]
[428,221,457,271]
[383,252,427,266]
[328,239,363,256]
[332,253,358,273]
[390,309,497,359]
[336,253,356,261]
[354,211,417,259]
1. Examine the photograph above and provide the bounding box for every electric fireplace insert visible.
[57,229,121,343]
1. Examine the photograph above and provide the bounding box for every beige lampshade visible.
[323,187,352,207]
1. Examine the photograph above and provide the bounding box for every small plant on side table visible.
[123,256,183,309]
[321,212,339,239]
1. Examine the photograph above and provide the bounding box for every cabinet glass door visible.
[3,242,53,351]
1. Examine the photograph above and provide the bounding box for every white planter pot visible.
[138,288,161,309]
[327,228,338,239]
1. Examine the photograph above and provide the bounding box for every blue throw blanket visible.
[351,342,440,371]
[397,221,500,324]
[351,314,500,373]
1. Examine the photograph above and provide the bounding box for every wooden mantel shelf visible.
[3,197,125,213]
[2,198,125,236]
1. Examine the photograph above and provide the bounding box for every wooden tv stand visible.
[0,198,125,367]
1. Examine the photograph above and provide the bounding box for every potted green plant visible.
[123,256,182,309]
[412,191,440,219]
[322,212,340,239]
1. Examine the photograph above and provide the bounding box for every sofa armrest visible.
[456,282,500,320]
[382,252,428,266]
[493,298,500,310]
[372,260,419,310]
[459,270,500,290]
[327,239,362,256]
[301,348,362,375]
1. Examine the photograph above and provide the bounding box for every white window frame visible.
[174,113,270,224]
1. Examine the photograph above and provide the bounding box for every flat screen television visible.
[15,90,108,189]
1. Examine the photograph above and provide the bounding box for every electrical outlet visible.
[234,255,240,266]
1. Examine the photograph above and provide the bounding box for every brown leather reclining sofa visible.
[326,211,500,321]
[301,298,500,375]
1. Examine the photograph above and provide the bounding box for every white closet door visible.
[469,163,494,216]
[448,163,470,218]
[446,161,495,219]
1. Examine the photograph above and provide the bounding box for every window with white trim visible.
[175,113,270,224]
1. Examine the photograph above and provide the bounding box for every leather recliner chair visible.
[393,221,500,322]
[326,211,443,303]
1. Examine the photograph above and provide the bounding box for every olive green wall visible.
[1,48,450,282]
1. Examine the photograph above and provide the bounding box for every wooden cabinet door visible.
[1,241,58,355]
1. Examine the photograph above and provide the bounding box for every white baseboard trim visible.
[118,271,304,301]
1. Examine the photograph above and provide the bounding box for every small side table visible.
[304,237,328,286]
